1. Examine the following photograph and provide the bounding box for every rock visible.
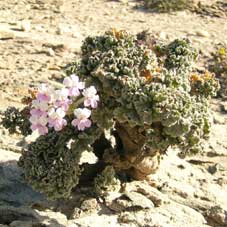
[123,191,154,209]
[221,102,227,112]
[56,23,71,35]
[106,191,154,212]
[208,163,225,175]
[204,206,227,226]
[10,221,37,227]
[124,181,169,207]
[0,206,68,227]
[0,29,15,40]
[71,207,83,219]
[71,199,101,220]
[42,43,66,52]
[0,206,39,225]
[213,113,226,124]
[71,213,120,227]
[47,48,55,56]
[158,31,167,39]
[80,198,100,212]
[196,30,210,37]
[118,0,128,4]
[37,209,68,227]
[20,20,31,32]
[0,149,47,207]
[118,201,207,227]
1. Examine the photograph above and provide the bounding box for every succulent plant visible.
[2,29,219,200]
[1,107,31,136]
[94,165,121,196]
[143,0,194,12]
[210,44,227,97]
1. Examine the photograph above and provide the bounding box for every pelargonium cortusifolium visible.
[2,29,219,199]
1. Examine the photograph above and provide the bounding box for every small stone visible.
[0,206,39,224]
[118,0,128,3]
[213,113,225,124]
[56,23,71,35]
[208,163,225,174]
[80,198,99,211]
[124,181,169,207]
[71,207,82,219]
[158,31,167,39]
[0,29,15,40]
[124,191,154,209]
[196,30,210,37]
[221,102,227,112]
[10,220,37,227]
[205,206,227,226]
[20,20,31,32]
[47,48,55,56]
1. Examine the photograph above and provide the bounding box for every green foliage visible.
[164,38,198,70]
[2,29,219,200]
[18,124,102,200]
[143,0,194,12]
[210,44,227,97]
[75,30,218,154]
[94,166,121,195]
[1,107,31,136]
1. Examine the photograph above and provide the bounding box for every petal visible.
[84,99,90,107]
[31,124,38,131]
[70,87,80,97]
[71,74,79,84]
[78,121,85,131]
[84,119,92,127]
[78,82,85,90]
[63,77,73,87]
[91,100,97,108]
[38,125,48,135]
[72,119,79,127]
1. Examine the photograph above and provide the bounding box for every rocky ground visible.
[0,0,227,226]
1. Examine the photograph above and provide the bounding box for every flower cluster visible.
[29,74,99,135]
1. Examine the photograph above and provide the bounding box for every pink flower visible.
[37,93,51,102]
[48,108,67,131]
[72,108,92,131]
[36,84,52,102]
[54,88,71,111]
[82,86,99,108]
[63,74,85,97]
[29,113,48,135]
[54,99,72,112]
[48,118,67,131]
[30,109,47,117]
[32,99,49,112]
[31,124,48,135]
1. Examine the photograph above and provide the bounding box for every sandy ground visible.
[0,1,227,227]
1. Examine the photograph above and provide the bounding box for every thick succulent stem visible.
[104,122,160,180]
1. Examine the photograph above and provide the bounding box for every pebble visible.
[213,113,226,124]
[0,29,15,40]
[208,163,225,175]
[196,30,210,38]
[20,20,31,32]
[118,0,128,4]
[158,31,167,39]
[205,206,227,226]
[47,48,55,56]
[221,102,227,112]
[56,23,72,35]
